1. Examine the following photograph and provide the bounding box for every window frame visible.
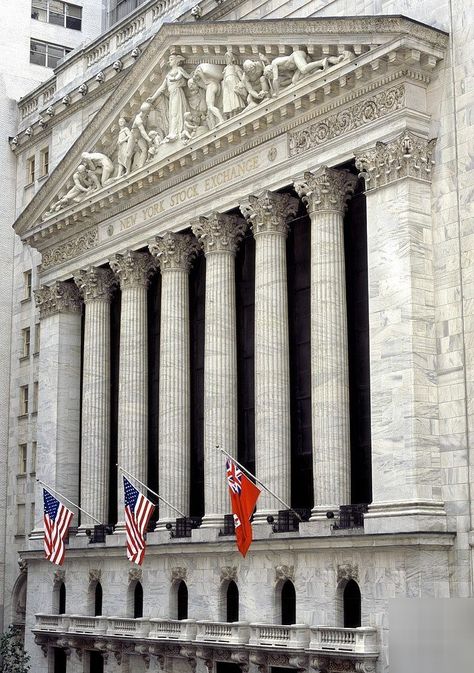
[26,156,35,185]
[39,147,49,177]
[20,385,29,416]
[31,1,82,31]
[21,327,31,358]
[18,444,28,475]
[23,271,32,300]
[30,38,72,68]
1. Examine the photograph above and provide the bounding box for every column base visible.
[252,508,280,524]
[199,514,225,529]
[364,500,447,534]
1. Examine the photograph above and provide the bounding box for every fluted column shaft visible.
[74,268,116,526]
[241,192,298,517]
[149,233,199,524]
[110,251,155,523]
[192,213,246,525]
[296,167,357,514]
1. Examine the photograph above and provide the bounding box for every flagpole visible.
[218,446,302,521]
[117,464,186,519]
[36,478,103,525]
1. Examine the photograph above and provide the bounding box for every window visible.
[343,579,361,628]
[30,502,36,532]
[23,271,32,300]
[17,504,26,536]
[40,148,49,177]
[134,582,143,618]
[21,328,31,357]
[20,386,29,415]
[177,581,188,620]
[30,39,72,68]
[27,156,35,184]
[18,444,27,474]
[31,1,82,31]
[226,581,239,623]
[33,382,39,413]
[34,324,40,354]
[280,580,296,625]
[31,441,37,473]
[58,583,66,614]
[94,582,103,616]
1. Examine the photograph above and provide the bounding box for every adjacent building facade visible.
[1,1,473,672]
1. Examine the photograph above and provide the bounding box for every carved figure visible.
[268,48,351,95]
[181,77,207,142]
[222,50,245,118]
[124,102,153,172]
[241,58,271,108]
[192,63,225,129]
[147,129,165,157]
[148,54,190,142]
[116,117,131,178]
[45,164,99,216]
[81,151,114,186]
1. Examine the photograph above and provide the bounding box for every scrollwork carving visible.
[88,568,102,584]
[240,191,298,236]
[171,566,187,582]
[149,232,200,272]
[41,230,98,270]
[337,563,359,583]
[355,130,436,190]
[110,250,156,289]
[275,565,294,582]
[74,267,117,303]
[128,567,143,583]
[191,212,246,255]
[294,166,357,214]
[35,282,82,319]
[220,566,237,582]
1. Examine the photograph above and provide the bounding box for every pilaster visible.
[355,131,445,533]
[33,282,83,535]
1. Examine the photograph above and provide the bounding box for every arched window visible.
[11,574,27,627]
[94,582,103,616]
[226,581,239,623]
[134,581,143,619]
[177,581,188,620]
[343,579,361,628]
[280,580,296,625]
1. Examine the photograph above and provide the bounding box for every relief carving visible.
[275,564,294,582]
[337,563,359,583]
[220,566,238,582]
[149,232,200,272]
[35,282,82,319]
[171,566,187,582]
[240,191,298,236]
[128,567,142,583]
[88,568,102,583]
[41,230,98,271]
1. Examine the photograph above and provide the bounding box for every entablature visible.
[14,17,447,275]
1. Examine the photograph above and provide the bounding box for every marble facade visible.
[3,2,473,673]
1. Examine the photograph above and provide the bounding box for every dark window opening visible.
[109,289,121,525]
[189,253,205,517]
[280,580,296,625]
[90,650,104,673]
[343,579,361,628]
[286,195,313,510]
[177,581,188,620]
[226,580,239,623]
[134,582,143,619]
[54,647,67,673]
[216,664,241,673]
[236,232,255,475]
[94,583,102,616]
[58,582,66,615]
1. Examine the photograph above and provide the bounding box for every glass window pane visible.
[65,15,81,30]
[49,2,65,26]
[66,3,81,17]
[30,41,46,66]
[31,0,47,21]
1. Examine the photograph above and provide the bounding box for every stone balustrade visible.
[196,620,250,644]
[34,614,378,656]
[310,626,378,654]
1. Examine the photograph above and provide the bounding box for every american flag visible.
[43,488,74,566]
[123,476,155,565]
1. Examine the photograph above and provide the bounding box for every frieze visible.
[288,85,404,157]
[41,229,98,271]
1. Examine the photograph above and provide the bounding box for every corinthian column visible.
[110,251,155,524]
[191,213,247,526]
[74,267,117,527]
[33,282,82,536]
[240,192,298,519]
[295,167,357,517]
[149,232,200,525]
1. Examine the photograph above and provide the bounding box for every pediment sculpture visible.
[42,46,353,220]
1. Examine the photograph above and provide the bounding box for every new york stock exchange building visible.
[5,1,473,672]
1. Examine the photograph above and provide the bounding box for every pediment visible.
[15,17,447,247]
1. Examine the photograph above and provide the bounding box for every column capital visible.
[74,267,117,302]
[354,130,436,191]
[34,281,82,319]
[149,232,200,272]
[191,212,246,255]
[109,250,156,289]
[240,191,298,237]
[294,166,357,215]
